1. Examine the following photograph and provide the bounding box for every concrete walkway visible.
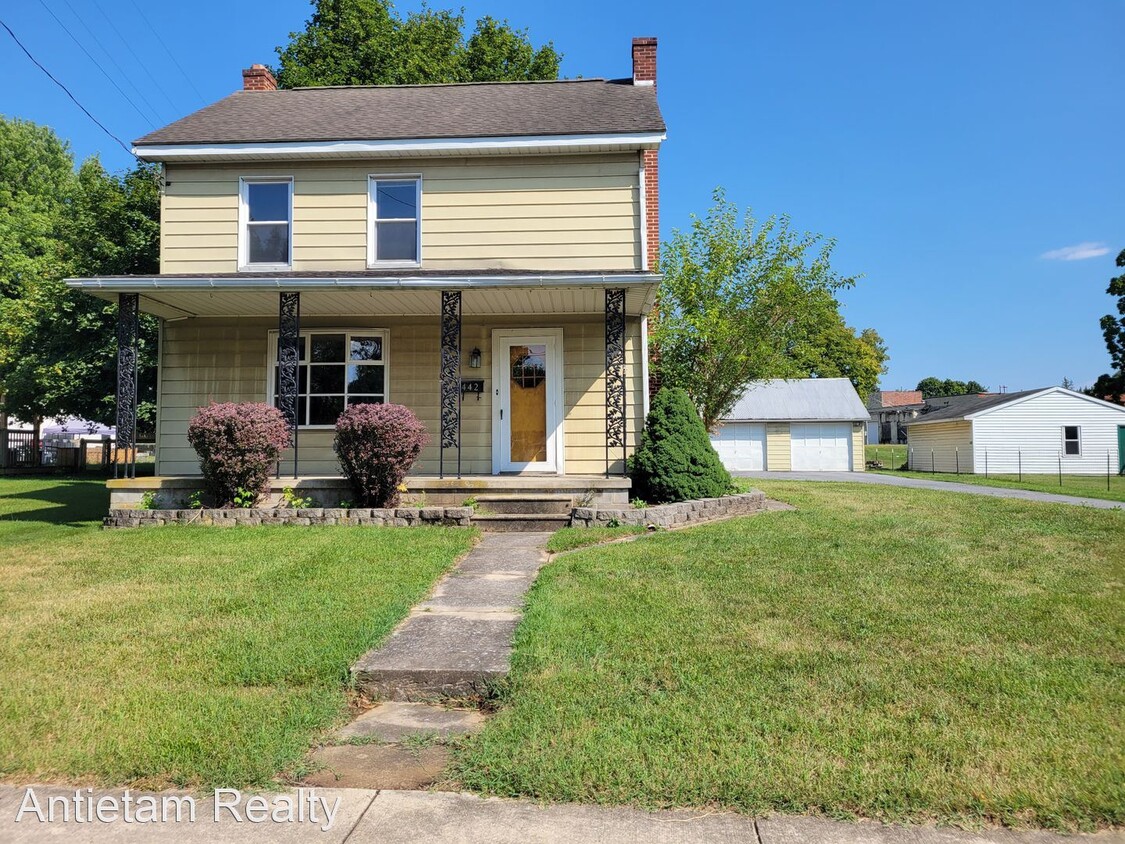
[2,786,1119,842]
[736,471,1124,510]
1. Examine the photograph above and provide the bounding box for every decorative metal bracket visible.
[605,288,627,477]
[439,290,462,478]
[115,292,139,479]
[278,292,300,478]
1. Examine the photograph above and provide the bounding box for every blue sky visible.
[2,0,1121,391]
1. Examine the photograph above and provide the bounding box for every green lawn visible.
[0,476,475,789]
[547,525,648,553]
[870,468,1125,503]
[452,481,1124,830]
[865,443,908,469]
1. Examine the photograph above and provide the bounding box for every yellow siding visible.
[852,423,866,472]
[156,314,643,477]
[907,421,974,473]
[160,154,642,274]
[766,423,791,470]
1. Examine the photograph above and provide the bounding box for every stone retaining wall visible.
[104,506,474,528]
[569,491,766,528]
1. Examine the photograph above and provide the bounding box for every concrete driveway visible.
[735,471,1124,510]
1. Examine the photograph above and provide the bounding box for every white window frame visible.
[367,174,422,268]
[266,328,389,430]
[1061,424,1082,457]
[239,176,293,271]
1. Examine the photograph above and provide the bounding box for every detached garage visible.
[711,379,870,472]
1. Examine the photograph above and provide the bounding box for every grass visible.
[547,525,648,553]
[870,468,1125,503]
[0,476,475,789]
[452,481,1124,830]
[865,443,908,469]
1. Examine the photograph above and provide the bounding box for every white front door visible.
[492,329,564,474]
[790,422,853,471]
[710,423,767,471]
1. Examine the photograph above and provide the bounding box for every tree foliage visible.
[0,116,159,429]
[915,377,988,399]
[1090,248,1125,404]
[275,0,561,88]
[652,189,886,429]
[631,388,731,504]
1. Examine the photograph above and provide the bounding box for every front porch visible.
[107,472,632,509]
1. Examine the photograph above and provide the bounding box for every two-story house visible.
[70,39,665,508]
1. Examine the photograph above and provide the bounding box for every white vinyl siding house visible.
[906,387,1125,475]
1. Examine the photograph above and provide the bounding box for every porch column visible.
[115,292,139,479]
[605,288,627,477]
[278,292,301,478]
[439,290,462,478]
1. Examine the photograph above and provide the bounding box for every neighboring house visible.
[710,379,869,472]
[67,40,666,504]
[904,387,1125,475]
[866,390,924,445]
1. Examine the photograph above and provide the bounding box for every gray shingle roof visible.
[723,379,871,422]
[134,79,665,146]
[906,390,1041,424]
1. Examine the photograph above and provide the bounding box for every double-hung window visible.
[1062,425,1081,456]
[240,177,292,269]
[368,176,421,267]
[270,330,387,427]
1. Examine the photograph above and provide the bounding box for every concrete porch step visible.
[473,494,573,515]
[471,513,571,532]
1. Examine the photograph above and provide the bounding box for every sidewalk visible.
[2,786,1119,843]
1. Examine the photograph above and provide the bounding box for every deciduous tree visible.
[915,378,989,399]
[1090,248,1125,404]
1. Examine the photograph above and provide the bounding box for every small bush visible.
[186,402,291,508]
[335,403,428,507]
[631,387,731,504]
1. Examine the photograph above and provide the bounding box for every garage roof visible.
[724,379,871,422]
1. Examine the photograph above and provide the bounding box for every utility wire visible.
[127,0,206,106]
[36,0,157,127]
[0,17,131,154]
[90,0,180,117]
[58,0,168,125]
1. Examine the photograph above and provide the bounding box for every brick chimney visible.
[242,64,277,91]
[632,37,657,87]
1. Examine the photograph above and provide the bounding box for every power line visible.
[58,0,169,125]
[127,0,206,106]
[90,0,180,117]
[0,17,131,155]
[37,0,157,127]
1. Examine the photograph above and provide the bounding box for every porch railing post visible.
[439,291,463,479]
[278,292,301,479]
[115,292,139,480]
[605,288,627,478]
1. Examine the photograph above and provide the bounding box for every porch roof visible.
[66,271,660,319]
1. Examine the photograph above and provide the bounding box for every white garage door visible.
[790,422,853,471]
[710,423,766,471]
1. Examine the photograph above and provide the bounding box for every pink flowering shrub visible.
[186,402,291,507]
[335,403,428,507]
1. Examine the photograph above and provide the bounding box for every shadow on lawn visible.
[0,476,109,527]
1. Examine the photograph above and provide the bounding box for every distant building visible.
[866,390,925,444]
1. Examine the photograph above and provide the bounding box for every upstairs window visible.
[368,176,420,267]
[1062,425,1081,456]
[269,330,387,428]
[240,178,292,269]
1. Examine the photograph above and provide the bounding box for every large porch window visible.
[268,330,387,428]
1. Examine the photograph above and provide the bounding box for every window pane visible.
[348,364,384,394]
[374,180,417,219]
[310,364,345,394]
[310,334,346,363]
[248,223,289,264]
[247,182,289,221]
[1064,426,1079,440]
[350,336,382,361]
[309,395,344,426]
[376,221,417,261]
[1064,440,1080,455]
[348,396,384,407]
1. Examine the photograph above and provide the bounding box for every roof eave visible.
[132,131,667,162]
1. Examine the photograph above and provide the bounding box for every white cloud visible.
[1039,241,1111,261]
